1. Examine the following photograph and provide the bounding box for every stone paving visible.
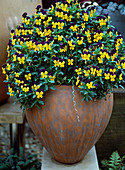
[0,122,43,161]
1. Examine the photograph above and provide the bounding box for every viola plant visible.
[2,0,125,109]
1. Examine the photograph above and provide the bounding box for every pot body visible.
[26,86,113,164]
[0,0,41,104]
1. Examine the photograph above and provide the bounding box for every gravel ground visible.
[0,121,43,161]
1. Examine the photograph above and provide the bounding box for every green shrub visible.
[0,147,41,170]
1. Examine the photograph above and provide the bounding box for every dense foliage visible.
[101,151,125,170]
[0,147,41,170]
[2,0,125,109]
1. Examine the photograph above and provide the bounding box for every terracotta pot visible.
[26,85,113,164]
[0,0,41,104]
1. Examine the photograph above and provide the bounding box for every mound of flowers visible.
[2,0,125,109]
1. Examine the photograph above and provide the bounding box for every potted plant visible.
[0,0,41,104]
[2,0,125,164]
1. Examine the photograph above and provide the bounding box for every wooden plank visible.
[96,93,125,165]
[113,88,125,93]
[0,97,24,123]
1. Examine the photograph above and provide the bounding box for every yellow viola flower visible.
[36,19,41,25]
[15,29,21,36]
[32,84,40,90]
[75,68,82,75]
[98,57,103,64]
[25,73,31,80]
[86,82,93,89]
[66,15,72,22]
[23,87,29,92]
[8,87,14,96]
[25,19,30,25]
[69,44,75,50]
[89,10,94,17]
[121,62,125,69]
[110,68,116,73]
[21,29,27,35]
[81,53,90,61]
[99,19,106,26]
[119,73,123,80]
[6,75,9,80]
[104,73,110,80]
[81,23,85,29]
[91,68,96,76]
[53,60,59,67]
[36,91,43,99]
[59,61,65,67]
[58,35,63,41]
[52,22,57,28]
[83,70,90,77]
[68,59,74,65]
[41,71,48,78]
[49,75,56,81]
[40,13,46,20]
[67,0,71,4]
[110,74,116,82]
[15,72,19,78]
[2,67,6,74]
[83,13,89,22]
[97,69,102,77]
[77,12,80,18]
[6,63,11,71]
[78,39,83,45]
[70,25,78,32]
[76,77,80,86]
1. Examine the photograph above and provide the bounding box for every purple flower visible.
[52,57,59,61]
[85,79,91,84]
[97,16,105,20]
[36,88,44,92]
[107,28,112,33]
[40,9,47,14]
[93,65,99,70]
[36,5,42,10]
[97,42,102,47]
[48,72,53,76]
[13,35,17,39]
[40,68,46,72]
[59,59,64,62]
[22,12,27,18]
[79,77,83,82]
[110,49,116,55]
[11,29,15,33]
[94,84,99,87]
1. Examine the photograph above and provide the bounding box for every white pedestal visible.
[41,146,99,170]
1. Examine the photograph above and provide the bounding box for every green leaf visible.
[44,85,48,91]
[38,100,44,105]
[49,86,56,90]
[16,165,22,170]
[19,147,24,159]
[119,85,124,89]
[17,161,24,166]
[0,165,8,170]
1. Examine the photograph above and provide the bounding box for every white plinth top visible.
[42,146,99,170]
